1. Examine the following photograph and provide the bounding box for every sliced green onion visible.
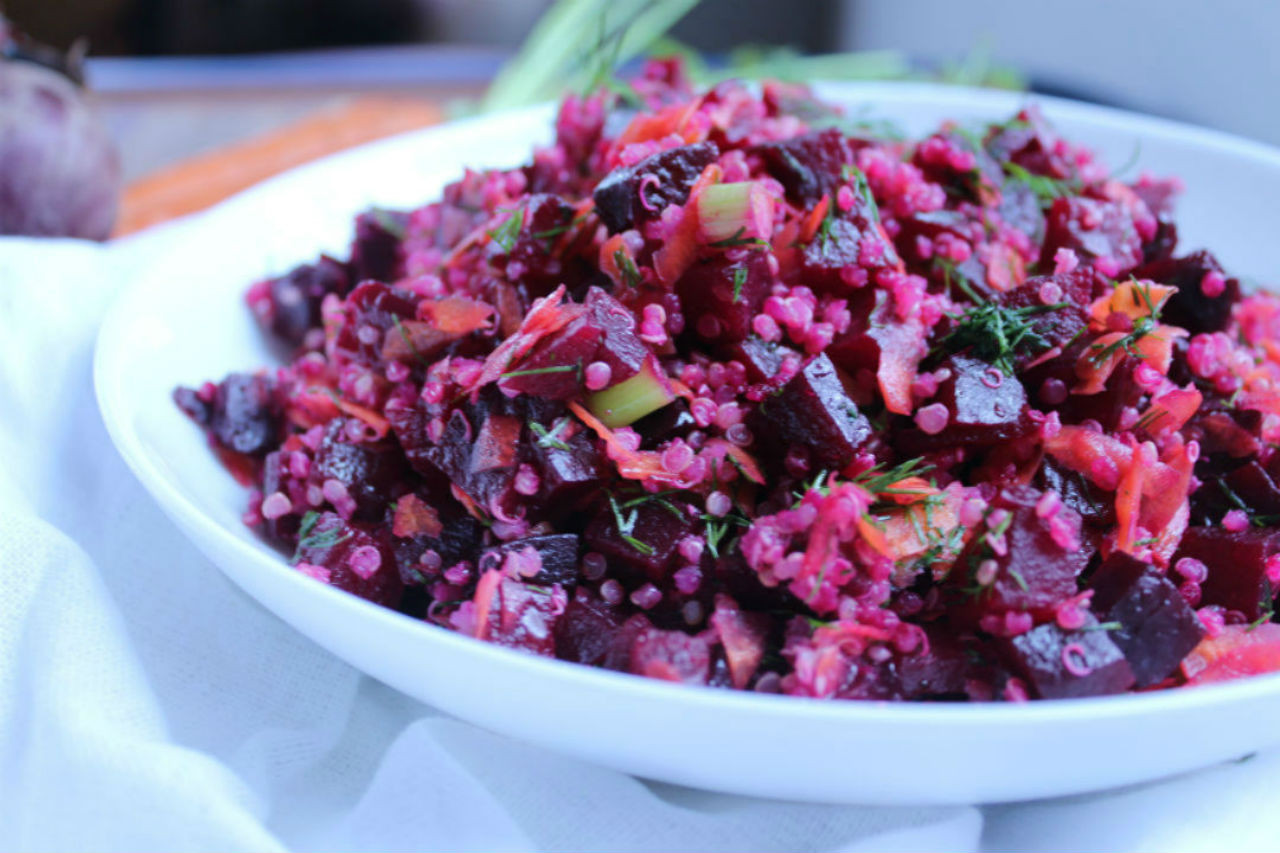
[696,181,773,245]
[586,356,674,428]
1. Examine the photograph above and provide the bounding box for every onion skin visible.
[0,60,121,240]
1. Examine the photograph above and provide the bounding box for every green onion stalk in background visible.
[477,0,1024,114]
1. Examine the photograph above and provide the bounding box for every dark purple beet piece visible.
[259,256,350,348]
[1088,552,1205,687]
[999,615,1135,699]
[897,626,972,699]
[583,286,648,379]
[199,373,280,457]
[897,355,1031,452]
[751,352,871,470]
[1176,527,1280,620]
[1036,457,1115,527]
[555,588,625,665]
[954,485,1092,614]
[473,572,565,656]
[800,208,899,292]
[495,194,588,300]
[1040,197,1144,276]
[753,128,858,205]
[593,141,719,233]
[676,250,772,344]
[294,512,403,607]
[1133,250,1239,334]
[529,422,608,511]
[584,500,694,581]
[1130,178,1180,262]
[349,209,406,283]
[314,419,408,521]
[998,178,1046,245]
[480,533,581,588]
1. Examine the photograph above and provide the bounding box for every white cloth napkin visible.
[0,232,1271,853]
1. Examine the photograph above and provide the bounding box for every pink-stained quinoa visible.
[176,59,1280,700]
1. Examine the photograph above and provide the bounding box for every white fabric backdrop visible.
[0,233,1274,852]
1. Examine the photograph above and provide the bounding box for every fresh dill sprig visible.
[731,266,747,303]
[530,419,571,451]
[608,493,656,556]
[1087,281,1163,366]
[941,301,1065,375]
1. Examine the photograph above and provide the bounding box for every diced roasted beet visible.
[497,194,592,300]
[1000,276,1093,350]
[896,355,1031,453]
[584,286,649,377]
[750,352,871,470]
[593,142,719,233]
[634,399,697,449]
[350,209,406,283]
[998,178,1046,246]
[953,485,1092,614]
[391,504,484,587]
[896,626,973,699]
[727,335,795,387]
[676,250,772,344]
[422,408,517,516]
[584,500,695,581]
[294,512,403,607]
[1089,552,1205,687]
[313,419,408,521]
[800,210,899,292]
[201,372,280,457]
[555,588,625,665]
[472,571,567,656]
[1133,250,1239,334]
[530,422,608,511]
[1224,461,1280,516]
[999,615,1135,699]
[628,623,713,684]
[1036,457,1116,527]
[753,128,857,205]
[1130,178,1180,262]
[984,106,1070,179]
[1176,527,1280,620]
[480,533,581,588]
[256,256,350,348]
[1040,196,1144,276]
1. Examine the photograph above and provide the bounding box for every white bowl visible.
[96,82,1280,805]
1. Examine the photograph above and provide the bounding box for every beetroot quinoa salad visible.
[176,60,1280,701]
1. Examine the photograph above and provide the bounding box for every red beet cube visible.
[954,485,1092,614]
[1000,615,1135,699]
[584,499,694,581]
[294,512,404,608]
[1176,526,1280,620]
[1133,250,1239,334]
[593,142,719,233]
[750,352,871,470]
[480,533,581,588]
[1089,552,1205,687]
